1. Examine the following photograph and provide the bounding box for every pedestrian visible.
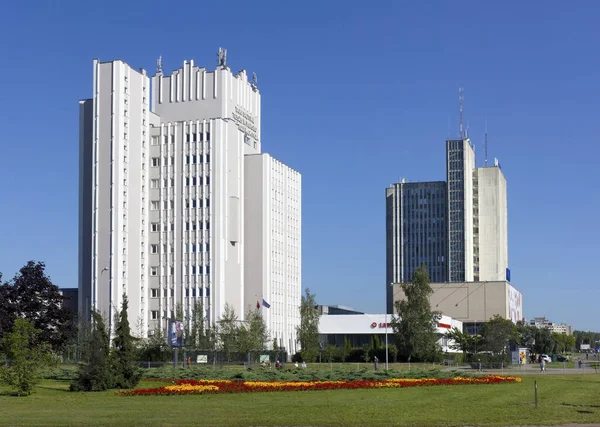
[477,359,482,372]
[187,356,191,367]
[374,355,379,371]
[301,361,307,369]
[540,358,546,373]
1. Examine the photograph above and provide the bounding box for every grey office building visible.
[385,180,448,313]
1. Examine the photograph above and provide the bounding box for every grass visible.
[1,375,599,426]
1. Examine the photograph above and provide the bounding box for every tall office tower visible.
[385,180,448,313]
[474,162,507,281]
[80,52,301,346]
[78,60,152,334]
[244,153,302,352]
[446,138,476,282]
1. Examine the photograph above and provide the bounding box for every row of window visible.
[149,266,211,276]
[150,221,211,232]
[149,199,211,210]
[185,243,209,253]
[149,288,211,298]
[185,176,210,186]
[185,154,210,164]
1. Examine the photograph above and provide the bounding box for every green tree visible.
[111,294,141,389]
[296,288,320,362]
[137,327,170,362]
[516,322,536,352]
[480,315,518,355]
[217,303,239,361]
[445,327,477,354]
[0,318,55,396]
[187,301,214,350]
[238,307,268,356]
[342,336,352,362]
[532,327,555,355]
[0,261,76,351]
[71,311,113,391]
[392,265,440,362]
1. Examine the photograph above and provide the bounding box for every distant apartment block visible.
[529,317,572,335]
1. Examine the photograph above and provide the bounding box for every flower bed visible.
[118,375,521,396]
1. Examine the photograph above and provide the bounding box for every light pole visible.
[385,311,389,371]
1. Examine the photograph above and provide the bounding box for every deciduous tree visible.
[296,289,320,362]
[480,315,518,355]
[392,265,440,362]
[0,262,75,351]
[0,318,55,396]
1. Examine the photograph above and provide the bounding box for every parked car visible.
[540,354,552,363]
[556,355,569,362]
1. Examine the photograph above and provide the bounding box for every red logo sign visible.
[370,322,391,328]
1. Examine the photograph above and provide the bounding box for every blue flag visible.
[262,298,271,309]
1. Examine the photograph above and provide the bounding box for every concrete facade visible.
[79,53,301,346]
[474,165,508,281]
[392,281,523,326]
[244,153,301,353]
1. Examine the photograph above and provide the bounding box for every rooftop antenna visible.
[485,120,488,167]
[459,87,464,139]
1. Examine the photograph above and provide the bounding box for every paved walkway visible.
[444,364,599,375]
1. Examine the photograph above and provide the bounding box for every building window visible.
[151,223,160,232]
[150,179,159,189]
[151,136,159,145]
[151,289,158,298]
[150,267,158,276]
[151,311,158,320]
[206,155,210,163]
[151,201,160,210]
[150,244,158,254]
[151,157,160,167]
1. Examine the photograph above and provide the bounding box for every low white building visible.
[318,314,463,353]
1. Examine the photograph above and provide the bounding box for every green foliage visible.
[141,365,466,382]
[111,294,142,389]
[392,265,441,362]
[0,318,55,396]
[70,311,112,391]
[480,315,518,355]
[186,301,216,350]
[238,307,269,355]
[445,327,479,354]
[217,303,240,360]
[573,330,600,349]
[296,289,320,362]
[552,332,576,354]
[0,261,76,352]
[532,327,555,355]
[136,328,171,362]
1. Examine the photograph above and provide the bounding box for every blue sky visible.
[0,1,598,330]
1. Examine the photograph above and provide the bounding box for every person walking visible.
[540,358,546,373]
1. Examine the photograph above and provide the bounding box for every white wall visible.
[476,166,508,281]
[245,153,301,354]
[86,60,150,337]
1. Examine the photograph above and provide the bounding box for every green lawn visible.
[1,375,599,426]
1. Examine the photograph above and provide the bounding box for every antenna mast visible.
[485,120,488,167]
[459,87,464,139]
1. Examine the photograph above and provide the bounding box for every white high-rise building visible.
[79,51,301,352]
[474,162,508,281]
[245,154,301,353]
